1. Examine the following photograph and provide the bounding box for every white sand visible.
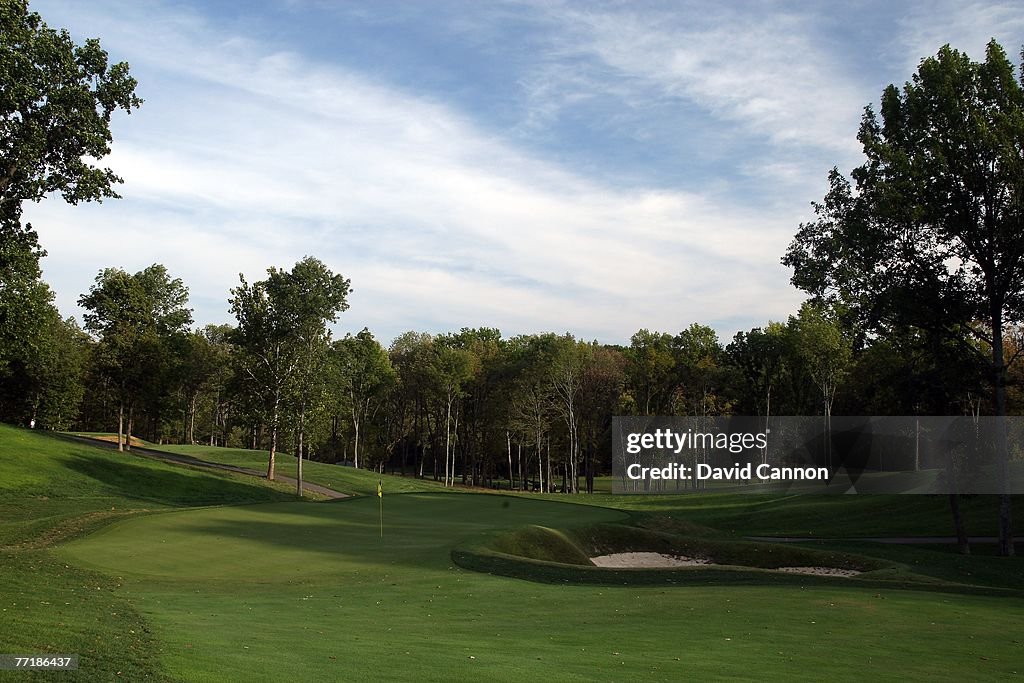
[590,552,709,568]
[775,566,862,577]
[589,553,861,577]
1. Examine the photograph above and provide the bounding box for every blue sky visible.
[25,0,1024,345]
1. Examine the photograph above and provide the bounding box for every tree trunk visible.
[948,494,970,555]
[267,391,279,481]
[351,399,361,470]
[507,431,513,489]
[297,406,305,497]
[445,394,452,487]
[536,432,543,493]
[990,307,1014,557]
[117,400,124,452]
[209,390,218,447]
[517,442,522,490]
[126,405,133,452]
[188,392,197,444]
[546,436,552,493]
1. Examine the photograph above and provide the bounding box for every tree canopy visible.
[783,39,1024,555]
[0,0,142,213]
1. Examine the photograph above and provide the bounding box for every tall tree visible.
[230,257,349,485]
[1,0,141,212]
[783,41,1024,555]
[388,331,432,476]
[624,329,677,415]
[330,328,394,471]
[1,1,140,420]
[578,343,625,493]
[431,337,475,488]
[79,265,192,450]
[550,335,588,493]
[673,323,728,417]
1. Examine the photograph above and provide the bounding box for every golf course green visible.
[3,425,1023,681]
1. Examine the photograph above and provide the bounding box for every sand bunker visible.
[589,553,861,577]
[775,566,862,577]
[590,552,709,568]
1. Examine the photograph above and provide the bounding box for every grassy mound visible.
[1,426,298,548]
[489,524,593,565]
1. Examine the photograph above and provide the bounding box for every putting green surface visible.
[58,494,1024,682]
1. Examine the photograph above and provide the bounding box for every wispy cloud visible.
[897,1,1024,74]
[519,3,868,156]
[40,0,1019,345]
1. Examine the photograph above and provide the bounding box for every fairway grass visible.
[5,424,1024,681]
[59,494,1024,682]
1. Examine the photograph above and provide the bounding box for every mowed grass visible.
[531,489,1020,538]
[0,427,299,547]
[0,424,301,681]
[6,423,1024,681]
[153,444,448,496]
[59,493,1024,682]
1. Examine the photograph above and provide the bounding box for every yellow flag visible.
[377,480,383,498]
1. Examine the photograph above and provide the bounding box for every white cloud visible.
[520,3,868,157]
[897,1,1024,74]
[27,0,813,345]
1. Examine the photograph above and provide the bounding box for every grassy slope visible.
[154,444,448,496]
[0,424,301,682]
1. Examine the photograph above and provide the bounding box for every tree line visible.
[4,259,1022,495]
[1,2,1021,553]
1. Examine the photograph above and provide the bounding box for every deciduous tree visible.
[783,41,1024,554]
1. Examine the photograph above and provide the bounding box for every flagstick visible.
[378,480,383,539]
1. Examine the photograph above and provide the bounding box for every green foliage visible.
[625,329,676,415]
[0,1,140,430]
[78,264,193,443]
[0,0,142,209]
[782,39,1024,553]
[789,303,852,416]
[228,256,350,477]
[328,327,396,467]
[783,40,1024,382]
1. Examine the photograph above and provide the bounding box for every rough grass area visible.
[152,444,449,496]
[1,427,300,548]
[0,551,172,682]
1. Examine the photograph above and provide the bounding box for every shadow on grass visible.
[117,494,623,573]
[451,547,1024,598]
[63,453,294,507]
